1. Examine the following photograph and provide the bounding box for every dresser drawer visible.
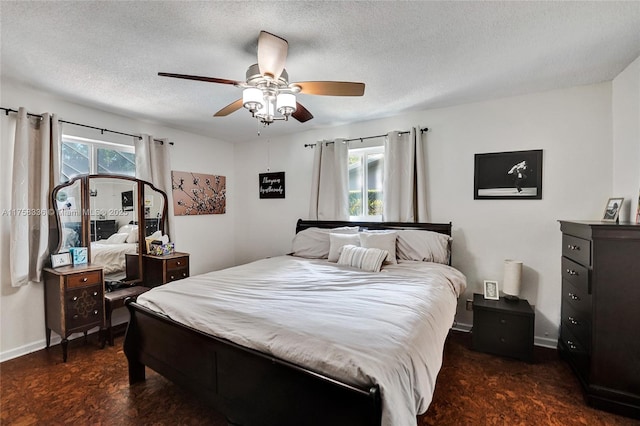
[167,257,189,271]
[65,286,103,331]
[67,270,102,289]
[562,257,589,294]
[561,298,591,352]
[562,278,591,318]
[562,234,591,266]
[560,323,589,380]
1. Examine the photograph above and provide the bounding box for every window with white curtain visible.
[60,135,135,182]
[348,145,384,220]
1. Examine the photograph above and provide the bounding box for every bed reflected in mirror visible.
[89,177,140,282]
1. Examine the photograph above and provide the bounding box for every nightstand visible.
[472,293,534,362]
[43,264,106,362]
[142,252,190,287]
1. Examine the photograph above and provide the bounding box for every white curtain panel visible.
[308,139,349,220]
[10,108,59,286]
[135,134,174,237]
[383,128,428,222]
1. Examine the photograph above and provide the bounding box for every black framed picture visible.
[259,172,285,199]
[121,190,134,211]
[474,149,543,199]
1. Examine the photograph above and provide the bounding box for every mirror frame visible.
[51,174,169,284]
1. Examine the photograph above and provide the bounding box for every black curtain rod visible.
[304,127,429,148]
[1,107,174,145]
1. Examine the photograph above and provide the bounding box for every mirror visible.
[51,174,169,285]
[53,179,83,252]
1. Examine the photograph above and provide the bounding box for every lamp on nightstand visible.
[502,259,523,302]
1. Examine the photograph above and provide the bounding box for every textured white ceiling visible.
[1,1,639,143]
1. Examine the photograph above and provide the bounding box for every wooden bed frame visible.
[124,219,453,426]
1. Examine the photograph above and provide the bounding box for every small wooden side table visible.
[472,293,535,362]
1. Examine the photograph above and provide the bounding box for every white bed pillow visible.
[105,232,129,244]
[359,231,398,264]
[291,226,359,259]
[396,230,451,264]
[328,233,361,262]
[126,228,139,244]
[337,245,388,272]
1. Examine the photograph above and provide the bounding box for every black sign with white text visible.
[259,172,285,199]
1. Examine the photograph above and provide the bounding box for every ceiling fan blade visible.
[294,81,365,96]
[214,99,243,117]
[257,31,288,80]
[159,72,241,86]
[292,102,313,123]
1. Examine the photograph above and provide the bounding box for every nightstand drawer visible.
[65,286,103,330]
[67,270,102,288]
[562,234,590,266]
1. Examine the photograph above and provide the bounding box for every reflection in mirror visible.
[54,180,82,252]
[89,177,139,282]
[143,183,166,238]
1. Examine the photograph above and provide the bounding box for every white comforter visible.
[136,256,467,426]
[90,242,137,274]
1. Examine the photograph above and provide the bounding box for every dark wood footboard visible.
[124,300,382,426]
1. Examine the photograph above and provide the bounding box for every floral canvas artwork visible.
[171,171,226,215]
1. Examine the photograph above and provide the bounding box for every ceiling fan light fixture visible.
[276,93,297,116]
[242,87,264,112]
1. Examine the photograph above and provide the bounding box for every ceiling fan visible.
[159,31,365,125]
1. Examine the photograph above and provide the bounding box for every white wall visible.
[0,81,236,361]
[612,56,640,222]
[234,82,614,346]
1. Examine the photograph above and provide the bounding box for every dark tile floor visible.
[0,330,636,425]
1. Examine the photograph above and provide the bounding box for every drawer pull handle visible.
[182,272,187,277]
[170,275,175,280]
[93,310,98,315]
[567,244,580,251]
[499,319,507,325]
[82,277,88,282]
[73,314,78,320]
[567,340,577,350]
[499,337,505,343]
[568,316,579,325]
[568,292,580,301]
[566,269,578,276]
[176,261,181,266]
[93,291,98,297]
[72,296,78,302]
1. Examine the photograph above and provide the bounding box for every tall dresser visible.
[558,221,640,419]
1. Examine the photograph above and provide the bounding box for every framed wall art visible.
[259,172,285,199]
[171,170,226,216]
[474,149,543,200]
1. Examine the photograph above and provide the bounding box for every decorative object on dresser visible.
[472,293,534,362]
[502,259,523,302]
[601,197,624,223]
[483,280,499,300]
[43,264,106,362]
[50,252,72,268]
[141,252,190,287]
[558,220,640,419]
[474,149,543,200]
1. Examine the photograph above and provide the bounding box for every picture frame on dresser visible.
[483,280,499,300]
[51,252,72,268]
[602,197,623,222]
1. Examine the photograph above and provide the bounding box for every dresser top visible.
[43,264,103,275]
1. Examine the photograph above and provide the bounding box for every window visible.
[348,146,384,220]
[61,136,135,182]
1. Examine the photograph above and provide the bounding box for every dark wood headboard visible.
[295,219,452,236]
[295,219,453,265]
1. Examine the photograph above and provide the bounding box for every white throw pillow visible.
[105,232,129,244]
[337,245,388,272]
[328,233,361,262]
[359,231,398,264]
[291,226,359,259]
[396,230,451,264]
[126,228,139,244]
